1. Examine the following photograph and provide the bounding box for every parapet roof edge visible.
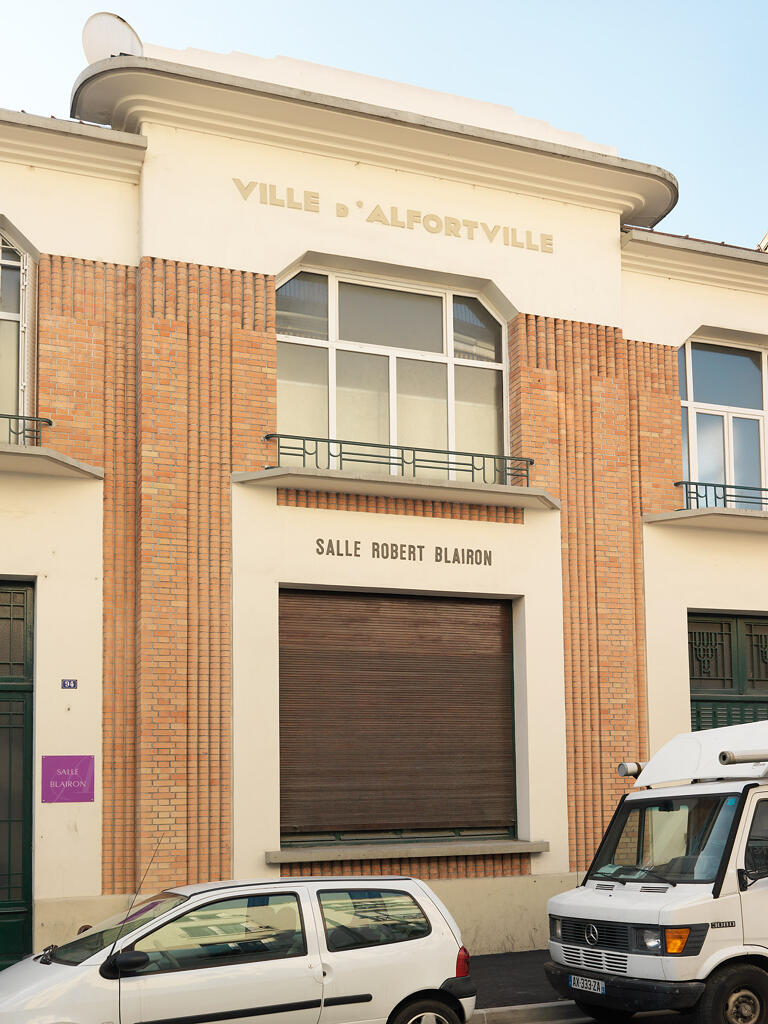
[622,226,768,268]
[0,107,147,152]
[70,57,679,227]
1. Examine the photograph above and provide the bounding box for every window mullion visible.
[446,295,456,466]
[388,356,398,474]
[725,412,735,490]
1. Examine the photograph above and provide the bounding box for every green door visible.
[689,614,768,731]
[0,586,33,969]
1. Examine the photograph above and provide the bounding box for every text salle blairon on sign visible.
[316,537,493,566]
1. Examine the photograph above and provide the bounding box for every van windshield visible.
[52,893,188,965]
[588,793,741,885]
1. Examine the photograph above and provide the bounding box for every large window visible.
[679,339,767,506]
[276,271,506,466]
[0,228,34,443]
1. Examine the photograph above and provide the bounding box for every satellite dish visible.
[82,12,143,64]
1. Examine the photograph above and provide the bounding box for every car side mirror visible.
[100,949,150,979]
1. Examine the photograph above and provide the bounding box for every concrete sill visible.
[266,839,550,864]
[233,467,559,511]
[645,508,768,533]
[0,444,104,479]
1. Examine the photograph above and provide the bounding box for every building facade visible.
[2,32,768,966]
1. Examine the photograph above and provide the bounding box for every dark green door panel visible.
[0,586,33,970]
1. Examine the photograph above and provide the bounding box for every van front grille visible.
[561,917,630,952]
[561,945,629,975]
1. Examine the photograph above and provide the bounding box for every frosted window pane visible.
[733,418,761,488]
[678,346,687,400]
[277,342,328,437]
[276,272,328,340]
[696,413,725,483]
[455,366,503,455]
[0,266,20,315]
[396,359,447,450]
[0,321,19,419]
[692,343,762,409]
[336,351,389,444]
[453,296,501,362]
[339,283,442,353]
[681,409,690,479]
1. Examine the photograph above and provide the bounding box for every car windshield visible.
[588,793,741,885]
[52,893,188,965]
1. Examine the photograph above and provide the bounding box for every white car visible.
[0,875,475,1024]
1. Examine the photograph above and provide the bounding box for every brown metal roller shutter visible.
[279,590,515,833]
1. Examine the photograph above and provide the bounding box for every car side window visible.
[318,888,431,952]
[132,892,306,972]
[745,801,768,877]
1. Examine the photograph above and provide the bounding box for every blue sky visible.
[4,0,767,247]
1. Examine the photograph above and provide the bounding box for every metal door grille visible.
[690,614,768,730]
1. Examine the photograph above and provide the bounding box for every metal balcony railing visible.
[0,414,53,446]
[265,434,533,487]
[676,480,768,512]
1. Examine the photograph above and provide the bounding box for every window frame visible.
[679,336,768,490]
[276,267,509,462]
[127,890,309,975]
[316,887,432,954]
[0,230,34,420]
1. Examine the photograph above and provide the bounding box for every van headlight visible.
[632,926,663,953]
[549,916,563,942]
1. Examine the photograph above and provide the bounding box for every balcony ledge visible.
[266,838,549,864]
[0,444,104,480]
[233,467,559,510]
[645,508,768,532]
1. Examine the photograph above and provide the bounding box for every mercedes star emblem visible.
[585,923,599,946]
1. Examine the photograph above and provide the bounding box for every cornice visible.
[621,227,768,294]
[71,58,678,226]
[0,109,146,184]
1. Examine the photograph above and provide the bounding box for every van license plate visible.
[569,975,605,995]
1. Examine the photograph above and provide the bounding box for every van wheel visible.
[390,999,461,1024]
[695,965,768,1024]
[573,1000,634,1022]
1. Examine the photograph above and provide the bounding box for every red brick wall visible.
[36,258,683,891]
[282,854,530,879]
[38,256,138,894]
[510,314,682,869]
[277,488,523,523]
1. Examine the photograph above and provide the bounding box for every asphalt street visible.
[471,950,696,1022]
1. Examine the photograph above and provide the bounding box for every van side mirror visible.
[739,866,768,891]
[100,949,150,979]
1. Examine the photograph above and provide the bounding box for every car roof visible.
[165,876,416,897]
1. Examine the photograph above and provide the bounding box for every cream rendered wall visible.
[622,269,768,348]
[139,122,623,326]
[0,160,139,265]
[0,471,103,944]
[644,520,768,756]
[230,483,569,879]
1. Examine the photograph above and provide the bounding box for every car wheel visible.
[694,964,768,1024]
[573,1000,634,1022]
[390,998,461,1024]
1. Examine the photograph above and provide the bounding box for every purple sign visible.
[41,756,95,803]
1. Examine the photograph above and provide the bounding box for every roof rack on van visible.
[626,722,768,788]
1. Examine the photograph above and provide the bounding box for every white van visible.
[545,721,768,1024]
[0,876,475,1024]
